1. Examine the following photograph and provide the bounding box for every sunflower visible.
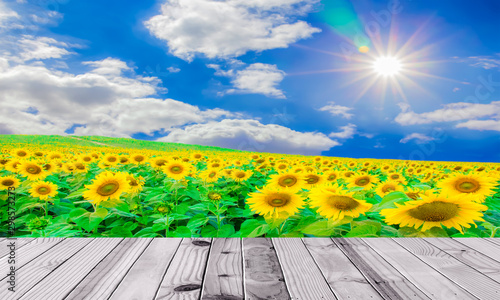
[380,193,488,234]
[150,157,168,169]
[207,191,223,201]
[11,148,30,159]
[0,157,9,170]
[324,171,340,183]
[0,176,20,190]
[162,161,193,180]
[347,173,379,190]
[308,185,372,221]
[200,168,221,183]
[33,151,45,158]
[131,153,147,164]
[231,169,253,182]
[72,162,88,173]
[5,159,22,173]
[246,186,306,219]
[29,181,58,200]
[83,171,130,205]
[437,172,498,202]
[191,152,204,160]
[62,163,76,173]
[47,152,63,160]
[221,168,233,178]
[79,154,94,163]
[303,172,326,188]
[118,155,131,164]
[126,174,145,194]
[268,172,305,192]
[387,172,407,184]
[41,161,58,174]
[375,181,403,198]
[17,161,47,181]
[403,187,429,200]
[102,153,119,165]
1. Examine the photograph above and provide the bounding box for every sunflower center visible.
[382,185,396,193]
[209,172,216,178]
[27,165,42,174]
[305,175,319,184]
[129,179,138,186]
[75,164,85,170]
[355,177,370,186]
[455,179,480,193]
[390,175,399,180]
[155,160,166,166]
[37,187,50,195]
[328,196,360,210]
[97,182,120,196]
[236,172,246,178]
[327,174,337,181]
[2,179,14,186]
[120,158,128,163]
[83,157,91,162]
[135,156,145,162]
[35,152,43,156]
[406,192,419,200]
[170,166,183,174]
[279,176,297,187]
[17,151,27,157]
[408,201,459,222]
[266,194,290,207]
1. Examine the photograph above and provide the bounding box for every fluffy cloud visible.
[400,133,436,144]
[158,119,339,155]
[210,62,286,98]
[0,1,19,26]
[144,0,321,61]
[328,123,357,139]
[456,120,500,132]
[395,101,500,125]
[16,35,74,61]
[318,102,354,119]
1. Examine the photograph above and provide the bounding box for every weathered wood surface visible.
[1,238,500,300]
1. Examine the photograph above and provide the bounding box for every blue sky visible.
[1,0,500,162]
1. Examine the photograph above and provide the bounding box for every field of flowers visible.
[1,135,499,238]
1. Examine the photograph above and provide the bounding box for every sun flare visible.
[373,56,402,76]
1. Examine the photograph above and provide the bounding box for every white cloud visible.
[457,55,500,70]
[17,35,73,61]
[318,102,353,119]
[395,101,500,125]
[144,0,321,61]
[158,119,339,155]
[0,1,19,26]
[456,120,500,132]
[227,63,286,98]
[82,58,132,76]
[328,123,357,139]
[400,133,436,144]
[167,66,180,73]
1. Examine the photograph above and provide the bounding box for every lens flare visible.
[373,57,401,76]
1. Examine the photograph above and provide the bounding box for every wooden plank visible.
[454,238,500,263]
[273,238,336,299]
[0,238,35,259]
[334,238,430,300]
[155,238,212,300]
[65,238,153,300]
[395,238,500,300]
[364,238,474,299]
[486,238,500,246]
[242,238,290,300]
[17,238,122,300]
[109,238,182,300]
[427,238,500,282]
[0,238,65,281]
[201,238,244,300]
[0,238,94,300]
[303,238,382,300]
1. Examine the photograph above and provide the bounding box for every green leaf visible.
[108,226,133,237]
[397,226,449,237]
[240,219,269,237]
[173,226,192,237]
[301,220,334,236]
[152,223,167,232]
[187,214,209,230]
[377,192,408,210]
[201,225,217,237]
[134,227,159,237]
[69,208,108,232]
[65,188,86,199]
[345,224,379,237]
[217,224,235,237]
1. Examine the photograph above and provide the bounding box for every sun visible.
[373,56,402,76]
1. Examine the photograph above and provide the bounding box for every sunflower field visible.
[1,135,500,238]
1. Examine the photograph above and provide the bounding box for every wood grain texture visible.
[0,238,94,300]
[426,238,500,282]
[334,238,430,300]
[201,238,244,300]
[17,238,122,300]
[109,238,182,300]
[364,238,474,299]
[273,238,337,300]
[395,238,500,300]
[0,238,65,281]
[454,238,500,263]
[242,238,290,300]
[0,238,35,259]
[303,238,382,300]
[155,238,212,300]
[65,238,152,300]
[486,238,500,246]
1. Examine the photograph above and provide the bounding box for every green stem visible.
[165,215,170,237]
[278,219,287,236]
[491,227,499,238]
